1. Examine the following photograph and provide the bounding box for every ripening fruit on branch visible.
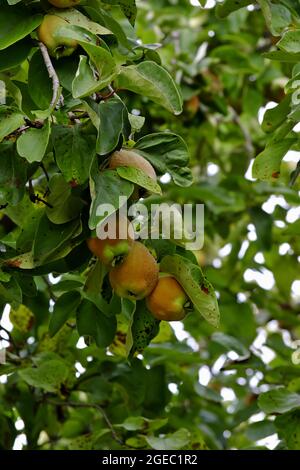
[37,14,78,59]
[87,215,134,268]
[48,0,81,8]
[109,149,157,181]
[146,275,189,321]
[109,242,159,300]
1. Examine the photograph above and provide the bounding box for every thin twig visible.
[42,276,57,301]
[39,42,64,109]
[95,85,116,102]
[46,399,123,445]
[28,179,53,208]
[68,112,89,122]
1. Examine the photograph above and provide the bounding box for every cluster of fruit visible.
[88,150,191,322]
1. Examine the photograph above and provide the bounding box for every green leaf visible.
[160,255,220,328]
[76,298,117,348]
[0,39,32,72]
[246,420,276,441]
[28,50,53,110]
[127,301,160,357]
[89,169,133,230]
[0,4,41,50]
[249,206,273,251]
[275,410,300,450]
[0,142,27,206]
[46,174,83,225]
[278,29,300,54]
[33,213,81,263]
[12,81,38,118]
[216,0,252,18]
[72,56,101,99]
[252,139,296,181]
[72,50,117,98]
[96,98,127,155]
[116,166,162,195]
[16,120,50,163]
[53,8,111,35]
[53,26,117,98]
[0,270,11,283]
[258,0,292,36]
[258,389,300,414]
[128,113,145,134]
[272,255,299,298]
[0,276,22,304]
[52,124,96,186]
[83,5,132,51]
[117,0,137,26]
[14,273,37,298]
[49,291,81,337]
[135,133,192,187]
[194,383,222,403]
[115,61,183,115]
[262,50,300,62]
[19,359,69,393]
[211,332,249,357]
[15,205,44,253]
[78,39,114,74]
[261,95,291,133]
[117,416,167,432]
[145,428,190,450]
[0,106,24,143]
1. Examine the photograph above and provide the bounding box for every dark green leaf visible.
[52,124,96,186]
[0,5,41,50]
[89,169,133,230]
[258,389,300,414]
[115,62,183,115]
[49,291,81,337]
[76,298,117,347]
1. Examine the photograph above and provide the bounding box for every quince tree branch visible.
[38,42,64,109]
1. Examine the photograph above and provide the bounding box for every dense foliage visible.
[0,0,299,451]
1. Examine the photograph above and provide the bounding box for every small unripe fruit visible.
[146,276,189,321]
[109,149,157,181]
[37,14,78,59]
[109,242,159,300]
[87,215,134,268]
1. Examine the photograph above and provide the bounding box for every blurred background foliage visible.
[0,0,300,450]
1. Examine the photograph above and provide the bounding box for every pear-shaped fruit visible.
[146,275,189,321]
[109,242,159,300]
[37,14,78,59]
[87,215,134,268]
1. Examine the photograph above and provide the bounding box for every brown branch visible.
[42,276,57,302]
[39,42,64,109]
[68,112,89,122]
[46,399,123,445]
[95,85,116,102]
